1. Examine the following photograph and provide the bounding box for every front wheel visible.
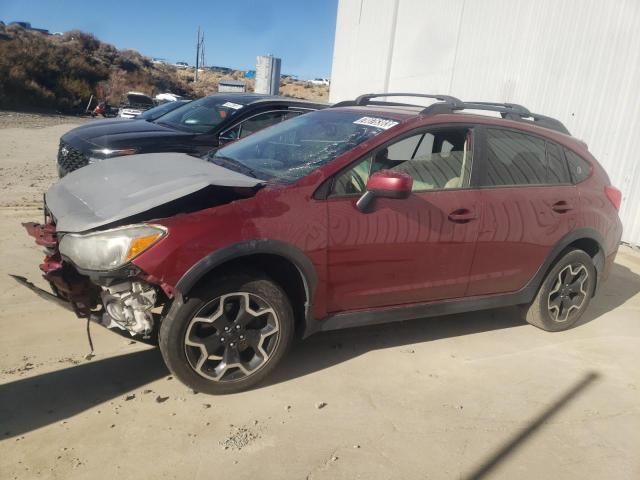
[159,274,294,394]
[521,249,596,332]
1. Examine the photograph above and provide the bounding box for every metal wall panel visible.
[331,0,640,244]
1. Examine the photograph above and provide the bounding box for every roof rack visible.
[333,93,570,135]
[462,101,570,134]
[331,93,464,111]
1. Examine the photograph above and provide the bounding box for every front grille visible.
[57,140,89,176]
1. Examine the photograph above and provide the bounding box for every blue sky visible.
[0,0,338,79]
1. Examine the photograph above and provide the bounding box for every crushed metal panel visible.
[46,152,263,233]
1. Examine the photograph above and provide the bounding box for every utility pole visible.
[195,27,205,82]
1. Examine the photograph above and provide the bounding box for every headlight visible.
[88,148,138,163]
[59,225,166,271]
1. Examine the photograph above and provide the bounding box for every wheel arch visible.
[174,240,318,334]
[534,229,606,297]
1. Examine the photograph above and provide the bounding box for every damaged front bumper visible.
[22,221,166,339]
[23,221,98,316]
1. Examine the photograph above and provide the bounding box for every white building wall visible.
[331,0,640,245]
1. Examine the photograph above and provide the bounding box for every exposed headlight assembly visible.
[59,225,166,271]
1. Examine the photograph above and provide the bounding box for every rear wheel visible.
[521,249,596,331]
[159,274,294,394]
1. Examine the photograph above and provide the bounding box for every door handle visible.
[551,201,573,213]
[448,208,477,224]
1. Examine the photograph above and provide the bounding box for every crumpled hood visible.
[46,152,263,233]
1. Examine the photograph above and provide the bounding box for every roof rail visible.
[331,99,423,109]
[353,92,465,110]
[462,101,531,116]
[333,93,570,135]
[462,101,570,134]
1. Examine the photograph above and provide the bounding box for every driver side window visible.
[240,111,288,138]
[222,111,290,142]
[330,127,473,196]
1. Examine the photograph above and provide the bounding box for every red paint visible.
[23,222,57,248]
[367,170,413,196]
[26,108,624,327]
[131,112,621,325]
[604,185,622,211]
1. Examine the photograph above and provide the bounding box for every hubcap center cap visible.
[221,326,245,345]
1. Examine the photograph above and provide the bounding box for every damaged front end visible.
[23,220,99,316]
[22,218,167,339]
[20,152,263,340]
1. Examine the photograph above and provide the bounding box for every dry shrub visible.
[0,26,329,111]
[0,28,191,112]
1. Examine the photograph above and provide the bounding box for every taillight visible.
[605,185,622,210]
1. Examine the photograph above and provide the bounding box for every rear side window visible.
[564,149,591,183]
[483,129,547,186]
[482,129,572,186]
[546,141,571,184]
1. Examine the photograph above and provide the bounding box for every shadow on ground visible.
[0,348,167,438]
[464,371,600,479]
[1,264,637,438]
[266,263,640,388]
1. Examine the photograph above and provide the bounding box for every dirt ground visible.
[0,115,639,480]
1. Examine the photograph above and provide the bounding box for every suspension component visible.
[101,281,157,336]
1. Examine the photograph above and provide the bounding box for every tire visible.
[521,249,596,332]
[159,274,294,394]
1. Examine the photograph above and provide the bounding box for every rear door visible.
[467,127,577,296]
[326,125,483,312]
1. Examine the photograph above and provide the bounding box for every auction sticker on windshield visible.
[222,102,243,110]
[353,116,399,130]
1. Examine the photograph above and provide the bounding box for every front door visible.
[326,126,482,312]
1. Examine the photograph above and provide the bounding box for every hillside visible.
[0,23,328,113]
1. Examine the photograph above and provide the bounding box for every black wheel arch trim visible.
[170,230,605,337]
[534,227,606,295]
[174,239,318,327]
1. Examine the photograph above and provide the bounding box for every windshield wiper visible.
[210,155,262,179]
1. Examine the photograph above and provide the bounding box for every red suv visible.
[24,93,623,394]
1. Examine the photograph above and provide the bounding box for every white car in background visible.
[155,92,184,103]
[117,92,155,119]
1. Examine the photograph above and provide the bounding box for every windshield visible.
[212,110,397,182]
[139,100,189,121]
[156,96,246,133]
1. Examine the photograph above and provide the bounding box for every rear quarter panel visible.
[575,154,623,256]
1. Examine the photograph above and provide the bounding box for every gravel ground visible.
[0,111,86,130]
[0,114,639,480]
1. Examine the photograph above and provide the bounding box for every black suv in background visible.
[56,94,327,176]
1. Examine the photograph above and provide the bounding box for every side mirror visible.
[356,170,413,212]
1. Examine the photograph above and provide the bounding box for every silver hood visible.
[46,152,263,233]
